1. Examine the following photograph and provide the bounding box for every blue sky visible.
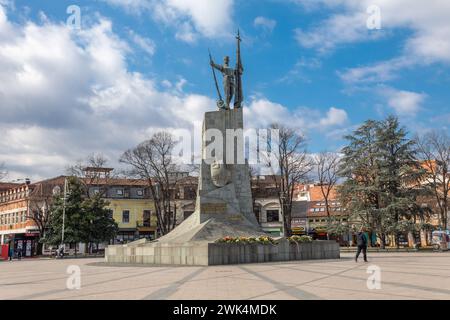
[1,0,449,180]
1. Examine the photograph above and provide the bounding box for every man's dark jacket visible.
[357,232,367,247]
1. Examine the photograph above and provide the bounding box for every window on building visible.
[122,210,130,223]
[137,189,144,197]
[117,189,124,196]
[183,187,196,200]
[143,210,151,227]
[107,209,113,220]
[320,208,325,212]
[266,210,280,222]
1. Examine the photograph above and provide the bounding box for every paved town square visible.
[1,252,449,300]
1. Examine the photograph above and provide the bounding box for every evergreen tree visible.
[375,116,423,247]
[82,195,118,251]
[43,177,86,250]
[43,177,118,253]
[338,116,424,248]
[338,120,381,243]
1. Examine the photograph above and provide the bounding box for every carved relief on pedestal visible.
[210,160,231,188]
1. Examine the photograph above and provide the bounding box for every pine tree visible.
[43,177,86,251]
[82,195,118,252]
[338,116,424,248]
[375,116,424,247]
[339,120,381,240]
[43,177,118,253]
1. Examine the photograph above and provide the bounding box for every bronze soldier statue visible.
[210,56,235,109]
[209,31,244,110]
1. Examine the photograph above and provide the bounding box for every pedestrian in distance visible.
[355,227,368,263]
[8,245,14,261]
[17,248,22,261]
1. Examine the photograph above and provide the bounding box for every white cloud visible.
[380,87,427,116]
[277,57,321,84]
[295,11,381,54]
[0,3,350,180]
[128,30,156,56]
[244,98,348,132]
[294,0,450,64]
[319,107,349,127]
[103,0,234,42]
[0,4,214,180]
[254,16,277,34]
[337,56,414,84]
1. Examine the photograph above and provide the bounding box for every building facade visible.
[0,177,65,256]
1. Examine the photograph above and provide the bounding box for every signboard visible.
[200,203,227,214]
[291,218,307,228]
[25,232,39,237]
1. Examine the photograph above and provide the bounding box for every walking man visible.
[355,227,368,262]
[8,245,14,261]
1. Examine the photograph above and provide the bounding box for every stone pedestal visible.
[155,108,265,244]
[105,240,340,266]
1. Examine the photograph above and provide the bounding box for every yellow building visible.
[83,171,159,244]
[107,198,157,243]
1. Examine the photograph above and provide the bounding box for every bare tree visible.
[314,152,341,239]
[120,132,181,236]
[25,181,59,255]
[263,124,312,237]
[416,131,450,229]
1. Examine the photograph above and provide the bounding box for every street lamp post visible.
[280,191,287,237]
[61,178,68,254]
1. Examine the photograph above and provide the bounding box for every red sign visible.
[25,232,39,237]
[1,245,9,260]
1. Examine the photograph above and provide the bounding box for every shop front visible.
[1,231,39,257]
[114,228,137,244]
[291,218,307,235]
[136,225,157,241]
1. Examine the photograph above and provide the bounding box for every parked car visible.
[431,230,450,251]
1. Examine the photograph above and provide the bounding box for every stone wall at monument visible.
[105,240,340,266]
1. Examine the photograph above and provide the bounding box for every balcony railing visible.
[136,221,151,228]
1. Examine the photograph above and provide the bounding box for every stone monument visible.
[105,32,340,265]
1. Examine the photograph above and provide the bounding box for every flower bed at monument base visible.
[105,239,340,266]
